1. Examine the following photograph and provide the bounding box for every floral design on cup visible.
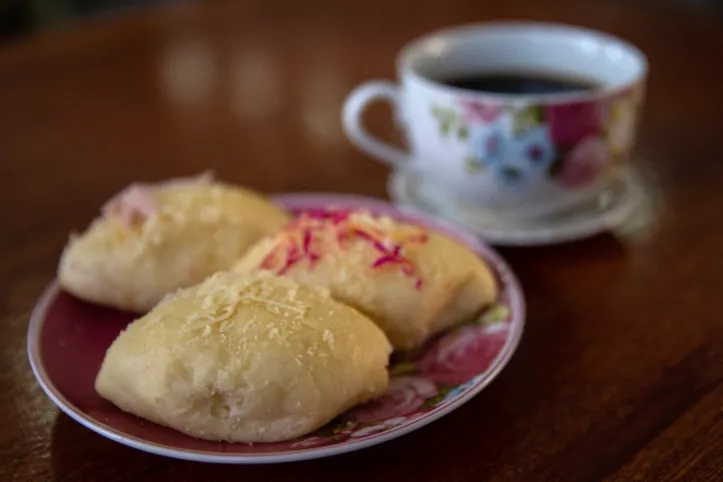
[469,121,508,167]
[431,88,640,190]
[557,136,608,188]
[545,100,602,145]
[460,99,504,123]
[468,120,556,186]
[347,376,439,423]
[417,323,510,386]
[606,98,637,158]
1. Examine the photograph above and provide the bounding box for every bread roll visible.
[95,272,391,443]
[233,208,498,349]
[58,173,289,312]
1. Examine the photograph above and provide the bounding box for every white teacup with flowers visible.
[343,22,647,218]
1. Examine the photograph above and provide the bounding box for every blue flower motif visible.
[444,379,477,402]
[444,385,466,401]
[505,126,556,171]
[469,123,506,166]
[468,121,557,188]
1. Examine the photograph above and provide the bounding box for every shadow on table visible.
[50,411,410,479]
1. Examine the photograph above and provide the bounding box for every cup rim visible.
[396,21,649,104]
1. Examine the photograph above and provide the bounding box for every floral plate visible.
[27,194,525,464]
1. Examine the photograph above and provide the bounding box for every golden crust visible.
[58,181,289,312]
[95,272,391,443]
[233,210,498,349]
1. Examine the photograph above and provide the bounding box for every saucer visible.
[388,168,640,246]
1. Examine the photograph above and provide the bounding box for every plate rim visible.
[27,193,526,464]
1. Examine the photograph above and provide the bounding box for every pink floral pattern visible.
[261,317,513,448]
[431,89,641,190]
[418,323,510,385]
[545,100,602,146]
[350,417,408,438]
[557,136,608,188]
[272,301,516,448]
[290,436,331,449]
[460,99,504,123]
[348,376,439,423]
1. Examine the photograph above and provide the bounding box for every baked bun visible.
[95,271,391,443]
[233,208,497,349]
[58,173,289,312]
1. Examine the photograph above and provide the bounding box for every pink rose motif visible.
[545,100,602,145]
[288,435,348,449]
[418,323,509,385]
[347,376,438,423]
[350,416,408,438]
[460,99,504,123]
[290,436,329,449]
[557,136,608,188]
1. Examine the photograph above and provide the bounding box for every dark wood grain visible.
[2,0,722,480]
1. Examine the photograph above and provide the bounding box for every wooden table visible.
[2,0,722,480]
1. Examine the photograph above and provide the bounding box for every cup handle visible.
[342,81,409,168]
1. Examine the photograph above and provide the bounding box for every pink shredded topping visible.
[101,184,157,226]
[260,208,428,289]
[100,172,214,227]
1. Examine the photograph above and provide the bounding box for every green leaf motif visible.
[437,385,454,397]
[421,394,445,410]
[464,156,484,173]
[513,105,544,134]
[431,104,451,121]
[457,124,469,140]
[389,361,417,376]
[430,104,461,138]
[500,166,521,183]
[333,420,357,434]
[477,304,510,325]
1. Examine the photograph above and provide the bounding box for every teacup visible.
[342,22,648,218]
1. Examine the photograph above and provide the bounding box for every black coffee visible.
[441,71,599,95]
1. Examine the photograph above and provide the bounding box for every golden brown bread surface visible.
[95,272,392,443]
[233,209,498,349]
[58,175,289,312]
